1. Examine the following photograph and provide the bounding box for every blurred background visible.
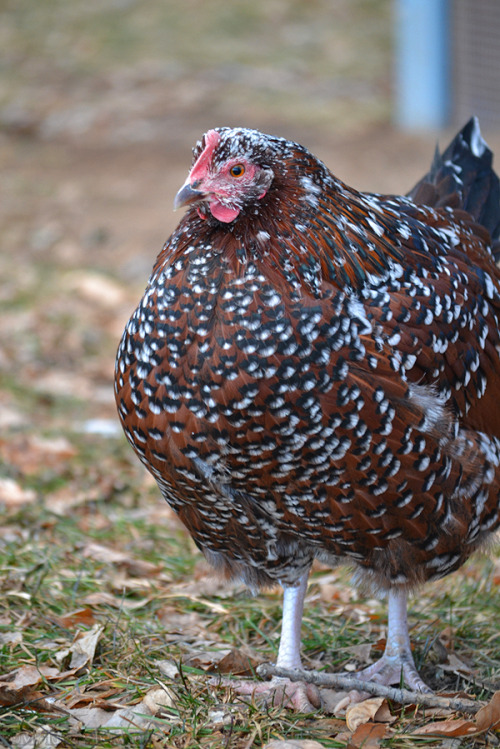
[1,0,500,461]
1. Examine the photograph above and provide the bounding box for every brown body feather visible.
[115,121,500,597]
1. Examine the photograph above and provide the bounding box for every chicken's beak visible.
[173,181,205,210]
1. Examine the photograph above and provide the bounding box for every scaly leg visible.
[275,573,308,670]
[335,588,431,712]
[356,588,431,691]
[357,588,432,692]
[223,572,320,711]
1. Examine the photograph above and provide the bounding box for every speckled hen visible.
[115,118,500,708]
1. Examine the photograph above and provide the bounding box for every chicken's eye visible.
[230,164,245,178]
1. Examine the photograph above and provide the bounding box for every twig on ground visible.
[256,663,481,714]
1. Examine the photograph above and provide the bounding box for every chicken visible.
[115,118,500,709]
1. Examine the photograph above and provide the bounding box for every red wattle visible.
[210,200,240,223]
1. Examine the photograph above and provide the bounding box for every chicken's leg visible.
[355,588,431,692]
[224,572,320,710]
[275,573,308,670]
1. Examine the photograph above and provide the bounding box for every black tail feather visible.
[408,117,500,259]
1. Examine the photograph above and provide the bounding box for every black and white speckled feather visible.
[115,118,500,698]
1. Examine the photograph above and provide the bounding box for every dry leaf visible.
[440,652,474,674]
[66,686,123,709]
[45,487,104,516]
[82,541,139,564]
[347,643,372,665]
[68,625,103,670]
[141,686,176,713]
[34,371,94,400]
[372,700,396,724]
[346,697,388,731]
[413,719,476,737]
[156,605,214,639]
[99,688,176,731]
[475,690,500,731]
[0,665,62,710]
[82,542,163,576]
[264,741,326,749]
[438,625,455,650]
[0,435,76,475]
[348,722,388,748]
[82,591,125,608]
[68,706,116,729]
[208,707,235,727]
[157,659,180,679]
[0,630,23,646]
[11,725,63,748]
[320,689,352,715]
[55,624,103,670]
[0,478,37,507]
[183,649,232,671]
[217,648,258,676]
[83,591,151,610]
[65,271,127,309]
[0,665,60,691]
[103,707,155,730]
[52,608,97,629]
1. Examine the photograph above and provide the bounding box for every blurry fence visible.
[453,0,500,128]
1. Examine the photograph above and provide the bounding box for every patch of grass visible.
[0,432,498,747]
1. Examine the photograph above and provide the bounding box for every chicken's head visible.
[174,128,275,223]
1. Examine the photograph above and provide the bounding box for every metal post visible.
[395,0,450,130]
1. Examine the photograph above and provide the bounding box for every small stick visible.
[256,663,480,714]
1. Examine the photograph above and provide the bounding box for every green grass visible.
[0,434,498,747]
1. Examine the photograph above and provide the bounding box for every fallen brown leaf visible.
[0,630,23,647]
[66,686,124,709]
[413,718,476,737]
[348,722,389,748]
[320,689,352,714]
[11,724,63,748]
[263,741,326,749]
[0,665,60,691]
[68,685,176,732]
[412,690,500,737]
[82,541,163,576]
[371,699,396,724]
[438,624,455,650]
[346,643,372,665]
[475,690,500,731]
[0,665,63,710]
[440,652,474,674]
[52,607,97,629]
[83,590,152,610]
[0,435,76,475]
[141,685,176,713]
[45,486,105,516]
[156,604,214,639]
[65,271,128,309]
[0,477,37,507]
[55,624,104,671]
[217,647,258,676]
[183,649,232,671]
[68,706,116,729]
[157,659,180,679]
[346,697,393,732]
